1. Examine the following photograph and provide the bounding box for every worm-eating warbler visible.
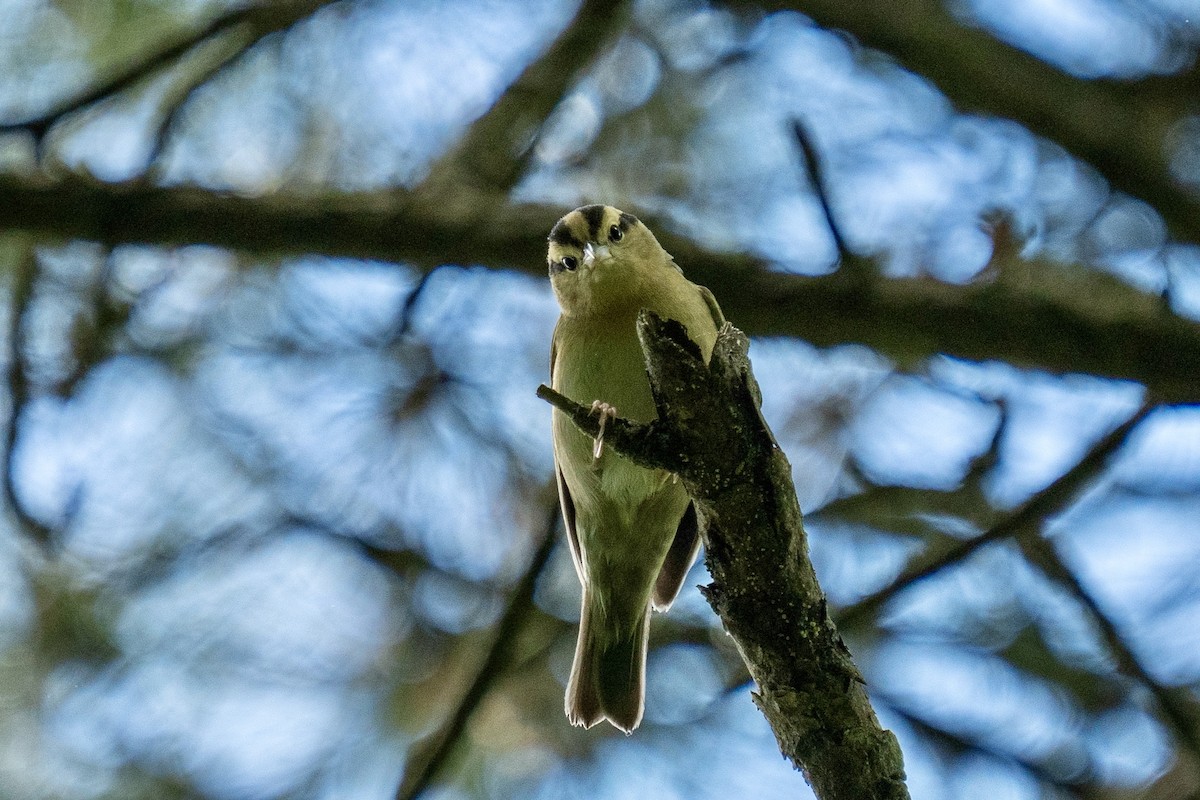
[548,204,723,732]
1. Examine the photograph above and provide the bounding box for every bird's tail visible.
[565,589,650,734]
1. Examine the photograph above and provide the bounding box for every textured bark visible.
[537,312,909,800]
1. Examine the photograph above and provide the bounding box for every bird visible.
[547,204,724,733]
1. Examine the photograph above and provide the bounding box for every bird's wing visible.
[652,284,723,611]
[652,501,701,611]
[550,321,585,581]
[699,284,726,329]
[555,464,583,580]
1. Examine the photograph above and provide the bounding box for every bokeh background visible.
[1,1,1199,798]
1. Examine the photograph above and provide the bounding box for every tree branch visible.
[813,398,1006,539]
[142,26,267,171]
[790,119,854,268]
[0,1,340,141]
[394,501,560,800]
[540,312,910,800]
[825,393,1200,787]
[1020,534,1200,770]
[746,0,1200,243]
[4,245,55,550]
[835,401,1154,631]
[2,176,1197,402]
[417,0,632,198]
[876,692,1103,798]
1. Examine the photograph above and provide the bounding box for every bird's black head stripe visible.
[579,204,607,242]
[617,211,638,232]
[549,219,583,250]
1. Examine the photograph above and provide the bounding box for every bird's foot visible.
[590,400,618,460]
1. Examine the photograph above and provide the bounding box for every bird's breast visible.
[552,314,666,522]
[553,316,656,422]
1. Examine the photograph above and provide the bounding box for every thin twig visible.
[144,26,264,171]
[2,9,249,139]
[58,250,131,398]
[394,500,560,800]
[418,0,633,196]
[876,691,1097,799]
[0,1,339,143]
[1021,534,1200,769]
[791,119,850,262]
[836,401,1155,629]
[4,245,54,549]
[392,267,441,340]
[736,0,1200,245]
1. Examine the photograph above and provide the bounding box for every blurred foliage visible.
[1,1,1199,800]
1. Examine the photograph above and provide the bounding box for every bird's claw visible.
[590,401,618,460]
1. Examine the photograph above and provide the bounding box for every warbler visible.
[548,204,724,733]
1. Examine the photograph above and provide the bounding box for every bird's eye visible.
[561,256,578,271]
[608,224,623,243]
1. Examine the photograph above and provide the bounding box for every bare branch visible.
[790,119,854,268]
[0,0,340,142]
[4,245,55,549]
[1020,534,1200,771]
[143,26,265,171]
[394,500,560,800]
[835,401,1155,630]
[879,693,1101,799]
[745,0,1200,243]
[392,267,443,340]
[536,383,676,468]
[1,175,1197,402]
[57,251,134,398]
[418,0,633,197]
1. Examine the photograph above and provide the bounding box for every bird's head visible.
[547,204,672,315]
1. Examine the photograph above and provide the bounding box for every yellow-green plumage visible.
[548,205,724,733]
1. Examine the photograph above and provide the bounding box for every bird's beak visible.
[582,243,612,268]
